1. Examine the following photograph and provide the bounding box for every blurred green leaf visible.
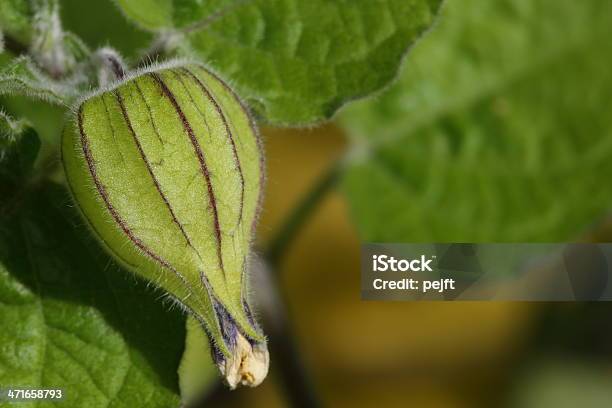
[0,0,33,45]
[0,183,185,407]
[178,316,218,405]
[511,358,612,408]
[339,0,612,242]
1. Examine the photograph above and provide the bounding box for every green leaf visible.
[0,183,186,407]
[178,316,218,404]
[339,0,612,242]
[0,0,34,45]
[187,0,443,124]
[111,0,231,30]
[511,358,612,408]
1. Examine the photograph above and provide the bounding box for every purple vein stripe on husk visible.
[76,104,195,292]
[114,89,198,255]
[180,67,245,229]
[149,71,226,278]
[192,65,265,236]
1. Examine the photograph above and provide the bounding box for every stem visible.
[265,161,343,267]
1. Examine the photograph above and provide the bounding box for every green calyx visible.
[62,60,268,388]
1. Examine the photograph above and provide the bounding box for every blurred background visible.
[3,0,612,407]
